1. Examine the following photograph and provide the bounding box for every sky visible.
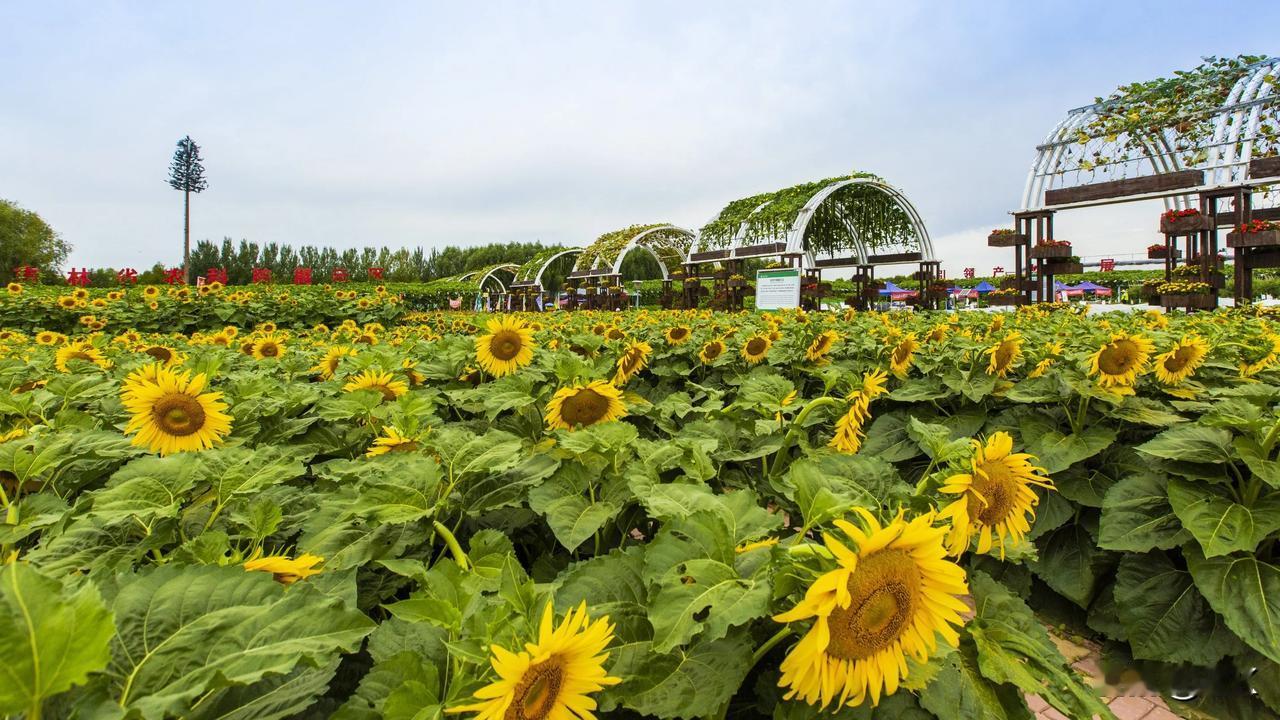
[3,1,1279,278]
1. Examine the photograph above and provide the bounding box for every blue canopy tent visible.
[878,281,908,295]
[972,281,996,293]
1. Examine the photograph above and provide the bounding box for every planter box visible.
[988,232,1027,248]
[999,278,1034,291]
[1042,261,1083,275]
[1160,214,1213,235]
[1227,229,1280,248]
[987,294,1026,306]
[1029,244,1072,259]
[863,287,884,298]
[1147,247,1182,260]
[728,279,748,288]
[1160,293,1217,309]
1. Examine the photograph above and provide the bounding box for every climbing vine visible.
[573,225,691,275]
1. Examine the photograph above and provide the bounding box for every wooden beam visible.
[812,256,863,268]
[1044,170,1203,206]
[688,249,730,262]
[735,241,788,257]
[1245,247,1280,269]
[1216,207,1280,225]
[866,251,923,264]
[1249,156,1280,180]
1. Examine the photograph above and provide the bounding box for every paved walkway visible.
[1029,633,1178,720]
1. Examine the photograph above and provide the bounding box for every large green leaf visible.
[0,564,114,717]
[202,445,310,506]
[1136,424,1234,464]
[918,643,1029,720]
[1114,551,1243,665]
[599,634,753,719]
[1168,478,1280,557]
[107,564,374,719]
[86,454,202,526]
[1187,545,1280,664]
[1030,516,1113,608]
[348,454,443,525]
[647,557,772,653]
[1098,472,1189,552]
[528,461,626,551]
[1027,424,1117,474]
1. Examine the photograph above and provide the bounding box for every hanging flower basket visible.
[1226,225,1280,248]
[987,231,1027,247]
[1146,245,1181,260]
[1029,244,1072,259]
[1160,294,1217,309]
[1159,210,1213,235]
[1043,261,1084,275]
[987,293,1026,306]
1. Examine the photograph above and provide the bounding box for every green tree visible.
[0,198,71,282]
[167,136,209,284]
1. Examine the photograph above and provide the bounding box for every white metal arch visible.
[604,225,695,279]
[463,264,519,293]
[528,248,581,288]
[785,178,935,262]
[1022,56,1280,210]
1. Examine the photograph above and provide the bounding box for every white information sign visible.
[755,268,801,309]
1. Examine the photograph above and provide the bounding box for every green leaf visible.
[1168,478,1280,557]
[1186,545,1280,664]
[1137,424,1234,464]
[781,455,879,529]
[1098,472,1189,552]
[202,445,309,506]
[1031,516,1113,608]
[86,454,202,525]
[0,564,114,716]
[1114,551,1243,665]
[186,660,340,720]
[1236,436,1280,488]
[107,564,374,719]
[1027,424,1117,474]
[905,417,970,462]
[919,643,1029,720]
[349,454,443,525]
[527,462,625,552]
[647,557,772,653]
[599,634,753,719]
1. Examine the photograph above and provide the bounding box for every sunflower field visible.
[2,304,1280,720]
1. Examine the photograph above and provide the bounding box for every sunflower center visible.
[560,388,610,427]
[971,462,1018,525]
[993,342,1016,369]
[490,330,523,361]
[892,342,914,365]
[259,343,280,358]
[827,550,920,660]
[389,440,419,453]
[67,352,93,363]
[145,346,172,363]
[1165,345,1197,372]
[703,343,723,360]
[508,659,564,720]
[1098,340,1139,375]
[746,338,768,356]
[670,327,689,341]
[152,393,206,437]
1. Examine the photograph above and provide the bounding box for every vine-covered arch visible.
[692,173,933,266]
[572,224,694,280]
[511,247,581,289]
[1023,55,1280,210]
[457,263,520,293]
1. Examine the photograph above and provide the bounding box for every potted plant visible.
[1146,243,1180,260]
[986,288,1025,306]
[1029,239,1073,259]
[728,274,748,288]
[1160,208,1213,234]
[1043,255,1084,275]
[1227,220,1280,248]
[1158,280,1216,309]
[988,228,1028,247]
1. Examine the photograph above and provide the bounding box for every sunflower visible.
[251,334,287,360]
[924,324,948,343]
[142,286,160,299]
[545,380,627,431]
[476,316,536,377]
[140,344,183,366]
[35,331,62,346]
[343,369,409,402]
[698,339,726,365]
[312,346,358,379]
[54,341,111,372]
[366,426,422,457]
[938,432,1054,559]
[774,510,969,709]
[605,326,626,341]
[665,326,692,345]
[1088,331,1153,389]
[1240,333,1280,377]
[888,335,918,376]
[613,341,652,385]
[828,370,890,454]
[985,333,1022,377]
[1154,335,1208,385]
[71,288,89,300]
[243,548,323,585]
[805,331,839,363]
[742,335,772,365]
[121,365,233,455]
[5,282,21,295]
[56,295,78,309]
[448,602,620,720]
[401,358,426,386]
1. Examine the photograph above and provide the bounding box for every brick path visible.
[1029,633,1178,720]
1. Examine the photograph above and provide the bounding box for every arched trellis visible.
[512,248,582,289]
[1022,55,1280,211]
[457,263,520,293]
[572,224,695,280]
[691,174,934,268]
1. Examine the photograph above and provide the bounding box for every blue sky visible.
[3,2,1278,276]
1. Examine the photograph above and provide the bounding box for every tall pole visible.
[183,188,190,284]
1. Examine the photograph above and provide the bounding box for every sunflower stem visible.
[432,520,470,571]
[769,396,838,478]
[1261,419,1280,456]
[749,626,794,669]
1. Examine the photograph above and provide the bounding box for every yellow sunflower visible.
[1154,335,1208,385]
[742,334,772,365]
[805,330,839,363]
[888,335,918,376]
[243,548,323,585]
[140,344,183,366]
[343,369,408,402]
[664,326,692,345]
[1088,332,1153,389]
[251,334,287,360]
[447,602,620,720]
[698,339,726,365]
[312,346,358,379]
[1240,333,1280,377]
[121,365,233,455]
[613,341,652,386]
[6,282,21,295]
[774,510,969,709]
[828,370,890,454]
[366,426,422,457]
[476,316,536,377]
[56,295,79,309]
[938,431,1054,559]
[35,331,62,346]
[54,341,111,372]
[985,333,1023,378]
[545,380,627,431]
[142,285,160,299]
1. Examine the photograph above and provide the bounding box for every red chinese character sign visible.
[367,267,384,280]
[163,268,186,285]
[15,266,39,282]
[67,268,91,286]
[116,268,138,285]
[1099,258,1115,272]
[206,267,229,285]
[293,267,312,285]
[992,266,1005,276]
[252,268,272,284]
[962,267,975,279]
[332,268,349,283]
